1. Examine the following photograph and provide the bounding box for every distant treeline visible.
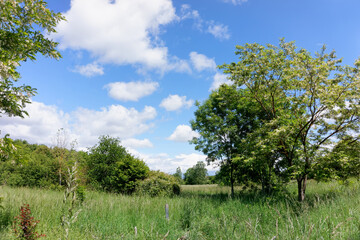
[0,136,181,197]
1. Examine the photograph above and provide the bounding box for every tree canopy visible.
[191,85,263,196]
[0,0,64,118]
[87,136,149,194]
[184,161,208,185]
[192,39,360,201]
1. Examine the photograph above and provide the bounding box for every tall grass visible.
[1,180,360,239]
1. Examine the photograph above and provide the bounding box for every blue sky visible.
[2,0,360,173]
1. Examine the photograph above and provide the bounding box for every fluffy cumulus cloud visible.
[54,0,177,70]
[0,101,157,149]
[121,138,153,149]
[72,105,157,147]
[159,94,194,111]
[207,22,230,40]
[0,102,70,145]
[210,72,233,91]
[167,124,199,142]
[105,81,159,101]
[222,0,248,5]
[189,52,216,71]
[72,62,104,77]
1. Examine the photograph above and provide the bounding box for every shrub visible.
[13,204,45,240]
[136,171,181,197]
[87,136,149,194]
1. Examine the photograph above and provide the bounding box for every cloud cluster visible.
[105,81,159,101]
[55,0,177,70]
[167,124,199,142]
[160,94,194,111]
[0,101,157,150]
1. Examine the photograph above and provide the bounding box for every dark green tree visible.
[87,136,149,194]
[184,161,208,185]
[191,85,263,196]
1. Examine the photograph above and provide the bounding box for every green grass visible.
[1,181,360,239]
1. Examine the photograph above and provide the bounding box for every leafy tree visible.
[173,166,183,183]
[191,85,263,196]
[0,0,64,157]
[313,138,360,182]
[86,136,149,194]
[0,0,64,117]
[220,40,360,201]
[184,161,208,185]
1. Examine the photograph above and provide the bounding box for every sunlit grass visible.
[1,180,360,239]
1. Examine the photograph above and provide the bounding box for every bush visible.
[136,171,181,197]
[87,136,149,194]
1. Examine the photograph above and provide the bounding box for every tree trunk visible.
[297,175,307,202]
[230,162,234,198]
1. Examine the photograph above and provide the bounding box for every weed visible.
[12,204,45,240]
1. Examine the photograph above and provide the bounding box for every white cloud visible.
[210,72,232,91]
[72,62,104,77]
[189,52,216,71]
[179,4,230,40]
[54,0,177,70]
[179,4,202,29]
[207,22,230,40]
[130,150,217,173]
[0,101,157,149]
[159,94,194,111]
[222,0,248,5]
[72,105,157,147]
[167,124,199,142]
[0,102,70,145]
[105,81,159,101]
[121,138,153,149]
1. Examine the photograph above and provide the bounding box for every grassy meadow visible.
[1,181,360,239]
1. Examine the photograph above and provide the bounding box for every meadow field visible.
[1,181,360,239]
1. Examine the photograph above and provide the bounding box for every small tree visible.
[173,167,183,182]
[191,85,263,196]
[87,136,149,193]
[184,161,208,185]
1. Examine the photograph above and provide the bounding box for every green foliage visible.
[218,39,360,201]
[0,140,61,188]
[87,136,149,194]
[136,171,181,197]
[0,0,64,118]
[61,162,82,240]
[191,85,265,195]
[184,161,208,185]
[172,166,183,184]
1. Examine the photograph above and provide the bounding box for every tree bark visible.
[230,162,234,198]
[297,175,307,201]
